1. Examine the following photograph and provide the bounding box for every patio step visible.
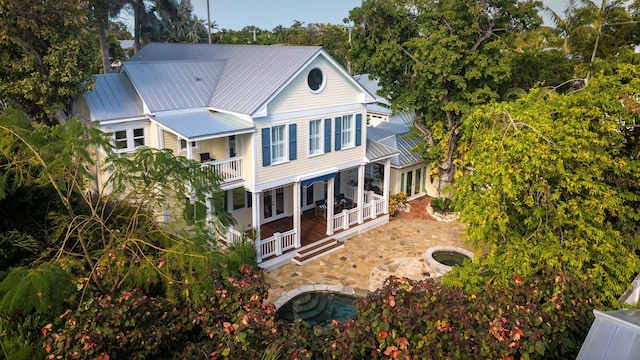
[292,238,344,265]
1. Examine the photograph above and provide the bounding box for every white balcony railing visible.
[201,157,243,183]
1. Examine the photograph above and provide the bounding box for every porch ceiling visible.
[151,108,254,140]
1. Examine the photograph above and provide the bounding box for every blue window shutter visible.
[334,116,342,151]
[355,113,363,146]
[324,118,331,153]
[261,128,271,166]
[289,124,297,161]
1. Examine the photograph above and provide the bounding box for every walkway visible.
[265,196,468,303]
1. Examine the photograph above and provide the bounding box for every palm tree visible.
[544,0,579,54]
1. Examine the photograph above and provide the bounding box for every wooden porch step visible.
[292,238,344,265]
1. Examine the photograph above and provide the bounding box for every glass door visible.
[262,187,287,221]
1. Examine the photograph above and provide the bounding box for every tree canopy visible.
[348,0,543,192]
[0,0,97,124]
[449,65,640,305]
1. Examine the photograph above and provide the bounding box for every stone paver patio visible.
[265,197,468,304]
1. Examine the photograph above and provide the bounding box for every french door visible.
[262,187,285,221]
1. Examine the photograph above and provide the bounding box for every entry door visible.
[228,135,237,157]
[263,187,285,221]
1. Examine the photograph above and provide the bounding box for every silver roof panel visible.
[83,74,144,121]
[152,108,254,139]
[124,61,225,112]
[128,43,323,115]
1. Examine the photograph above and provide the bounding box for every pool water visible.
[277,292,357,325]
[432,250,470,267]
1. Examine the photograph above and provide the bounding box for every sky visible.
[184,0,570,32]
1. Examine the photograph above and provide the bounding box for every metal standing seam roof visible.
[82,73,144,121]
[151,109,254,140]
[367,121,422,167]
[123,61,225,113]
[366,140,399,162]
[126,43,324,115]
[355,74,389,105]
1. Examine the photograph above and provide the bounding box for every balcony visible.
[200,157,243,183]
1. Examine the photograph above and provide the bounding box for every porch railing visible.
[257,229,297,263]
[332,207,359,231]
[362,192,385,220]
[345,186,357,202]
[201,157,243,183]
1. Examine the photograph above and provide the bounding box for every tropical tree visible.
[348,0,543,193]
[0,0,97,124]
[568,0,634,74]
[450,65,640,305]
[0,109,249,357]
[544,0,580,54]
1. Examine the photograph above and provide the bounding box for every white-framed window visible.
[341,114,355,148]
[179,139,199,152]
[114,127,145,152]
[271,125,287,164]
[262,124,296,166]
[229,187,247,212]
[308,119,323,156]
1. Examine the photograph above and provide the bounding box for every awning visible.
[301,172,337,187]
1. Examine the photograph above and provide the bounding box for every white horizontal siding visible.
[268,57,361,115]
[256,114,366,184]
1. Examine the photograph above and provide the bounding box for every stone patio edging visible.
[424,246,474,274]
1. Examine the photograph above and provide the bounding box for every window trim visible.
[112,126,146,153]
[307,67,325,93]
[308,118,324,157]
[341,114,355,149]
[228,187,247,212]
[271,124,288,165]
[179,138,200,153]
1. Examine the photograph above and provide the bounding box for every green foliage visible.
[510,48,577,92]
[348,0,543,189]
[44,266,276,359]
[0,0,97,124]
[0,231,40,272]
[455,65,640,305]
[430,197,454,214]
[0,263,74,316]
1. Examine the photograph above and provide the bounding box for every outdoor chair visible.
[337,193,353,209]
[199,152,212,163]
[315,199,327,219]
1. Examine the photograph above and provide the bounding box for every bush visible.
[44,265,279,359]
[430,197,454,214]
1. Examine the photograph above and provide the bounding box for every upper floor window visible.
[334,114,362,151]
[261,124,297,166]
[179,139,199,152]
[114,127,145,152]
[309,119,323,156]
[307,68,324,92]
[271,125,287,164]
[341,114,355,148]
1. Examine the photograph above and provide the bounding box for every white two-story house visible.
[73,43,398,269]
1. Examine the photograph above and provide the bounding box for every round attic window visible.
[307,68,324,92]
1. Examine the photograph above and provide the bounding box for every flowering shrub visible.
[44,266,281,359]
[44,266,600,359]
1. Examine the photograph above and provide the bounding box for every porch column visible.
[383,159,391,215]
[252,191,262,262]
[157,127,164,148]
[293,181,301,248]
[326,177,335,236]
[357,164,365,224]
[186,139,193,161]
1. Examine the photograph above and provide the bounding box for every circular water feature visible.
[276,291,357,325]
[425,246,474,275]
[432,251,470,267]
